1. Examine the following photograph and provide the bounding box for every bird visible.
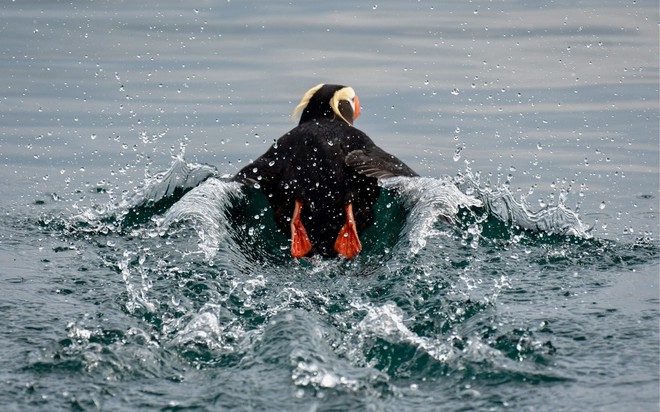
[234,83,418,259]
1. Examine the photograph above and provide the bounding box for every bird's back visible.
[263,120,379,255]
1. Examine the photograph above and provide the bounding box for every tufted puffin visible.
[234,83,418,259]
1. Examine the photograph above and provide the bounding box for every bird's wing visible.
[345,147,418,179]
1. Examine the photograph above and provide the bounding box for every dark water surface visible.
[1,1,658,411]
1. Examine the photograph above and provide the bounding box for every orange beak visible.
[353,95,361,121]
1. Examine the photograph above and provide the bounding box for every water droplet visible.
[599,201,606,210]
[453,146,463,162]
[450,88,460,96]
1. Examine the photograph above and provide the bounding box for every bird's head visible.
[291,83,361,126]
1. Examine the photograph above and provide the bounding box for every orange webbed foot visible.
[334,203,362,259]
[291,199,312,258]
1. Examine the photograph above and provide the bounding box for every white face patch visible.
[330,87,357,125]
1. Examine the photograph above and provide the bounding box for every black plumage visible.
[234,84,417,258]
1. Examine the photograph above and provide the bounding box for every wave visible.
[454,170,592,239]
[380,176,481,255]
[158,178,243,261]
[55,154,596,261]
[121,152,218,213]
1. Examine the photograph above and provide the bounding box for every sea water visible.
[0,1,657,411]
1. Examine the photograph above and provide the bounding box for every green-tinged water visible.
[0,1,658,411]
[1,177,657,411]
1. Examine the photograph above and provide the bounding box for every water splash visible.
[352,301,455,363]
[54,153,595,268]
[454,170,592,238]
[118,151,217,212]
[158,178,242,261]
[169,311,244,354]
[61,151,217,237]
[380,176,482,255]
[119,249,157,314]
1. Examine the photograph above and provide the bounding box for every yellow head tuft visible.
[291,83,325,121]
